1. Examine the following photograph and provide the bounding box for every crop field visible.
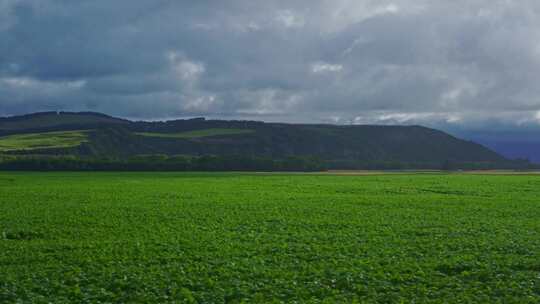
[136,128,254,139]
[1,172,540,303]
[0,130,89,152]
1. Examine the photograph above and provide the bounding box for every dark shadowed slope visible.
[0,112,128,132]
[0,111,520,169]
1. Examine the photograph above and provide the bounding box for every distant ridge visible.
[0,111,127,121]
[0,111,532,170]
[0,111,128,132]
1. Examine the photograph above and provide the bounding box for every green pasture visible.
[0,130,89,152]
[135,128,254,139]
[0,172,539,303]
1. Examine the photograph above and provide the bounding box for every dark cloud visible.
[1,0,540,133]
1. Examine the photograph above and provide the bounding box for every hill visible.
[0,111,532,170]
[0,112,128,132]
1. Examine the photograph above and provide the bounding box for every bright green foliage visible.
[0,172,539,303]
[135,128,254,139]
[0,130,89,151]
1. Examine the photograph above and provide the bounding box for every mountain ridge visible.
[0,111,531,170]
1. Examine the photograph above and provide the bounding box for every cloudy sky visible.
[1,0,540,136]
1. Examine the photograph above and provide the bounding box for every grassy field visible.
[0,130,89,152]
[1,172,539,303]
[136,128,254,139]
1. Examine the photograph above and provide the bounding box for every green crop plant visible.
[0,172,539,303]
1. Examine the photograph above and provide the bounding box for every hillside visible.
[0,111,529,170]
[0,112,128,132]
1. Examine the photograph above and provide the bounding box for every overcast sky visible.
[1,0,540,131]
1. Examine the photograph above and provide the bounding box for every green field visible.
[1,172,539,303]
[0,130,89,152]
[136,128,254,139]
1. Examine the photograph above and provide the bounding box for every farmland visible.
[1,172,539,303]
[135,128,254,139]
[0,130,89,152]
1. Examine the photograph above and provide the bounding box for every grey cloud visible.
[1,0,540,133]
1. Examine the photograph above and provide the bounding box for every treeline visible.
[0,154,536,171]
[0,155,326,172]
[327,159,538,171]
